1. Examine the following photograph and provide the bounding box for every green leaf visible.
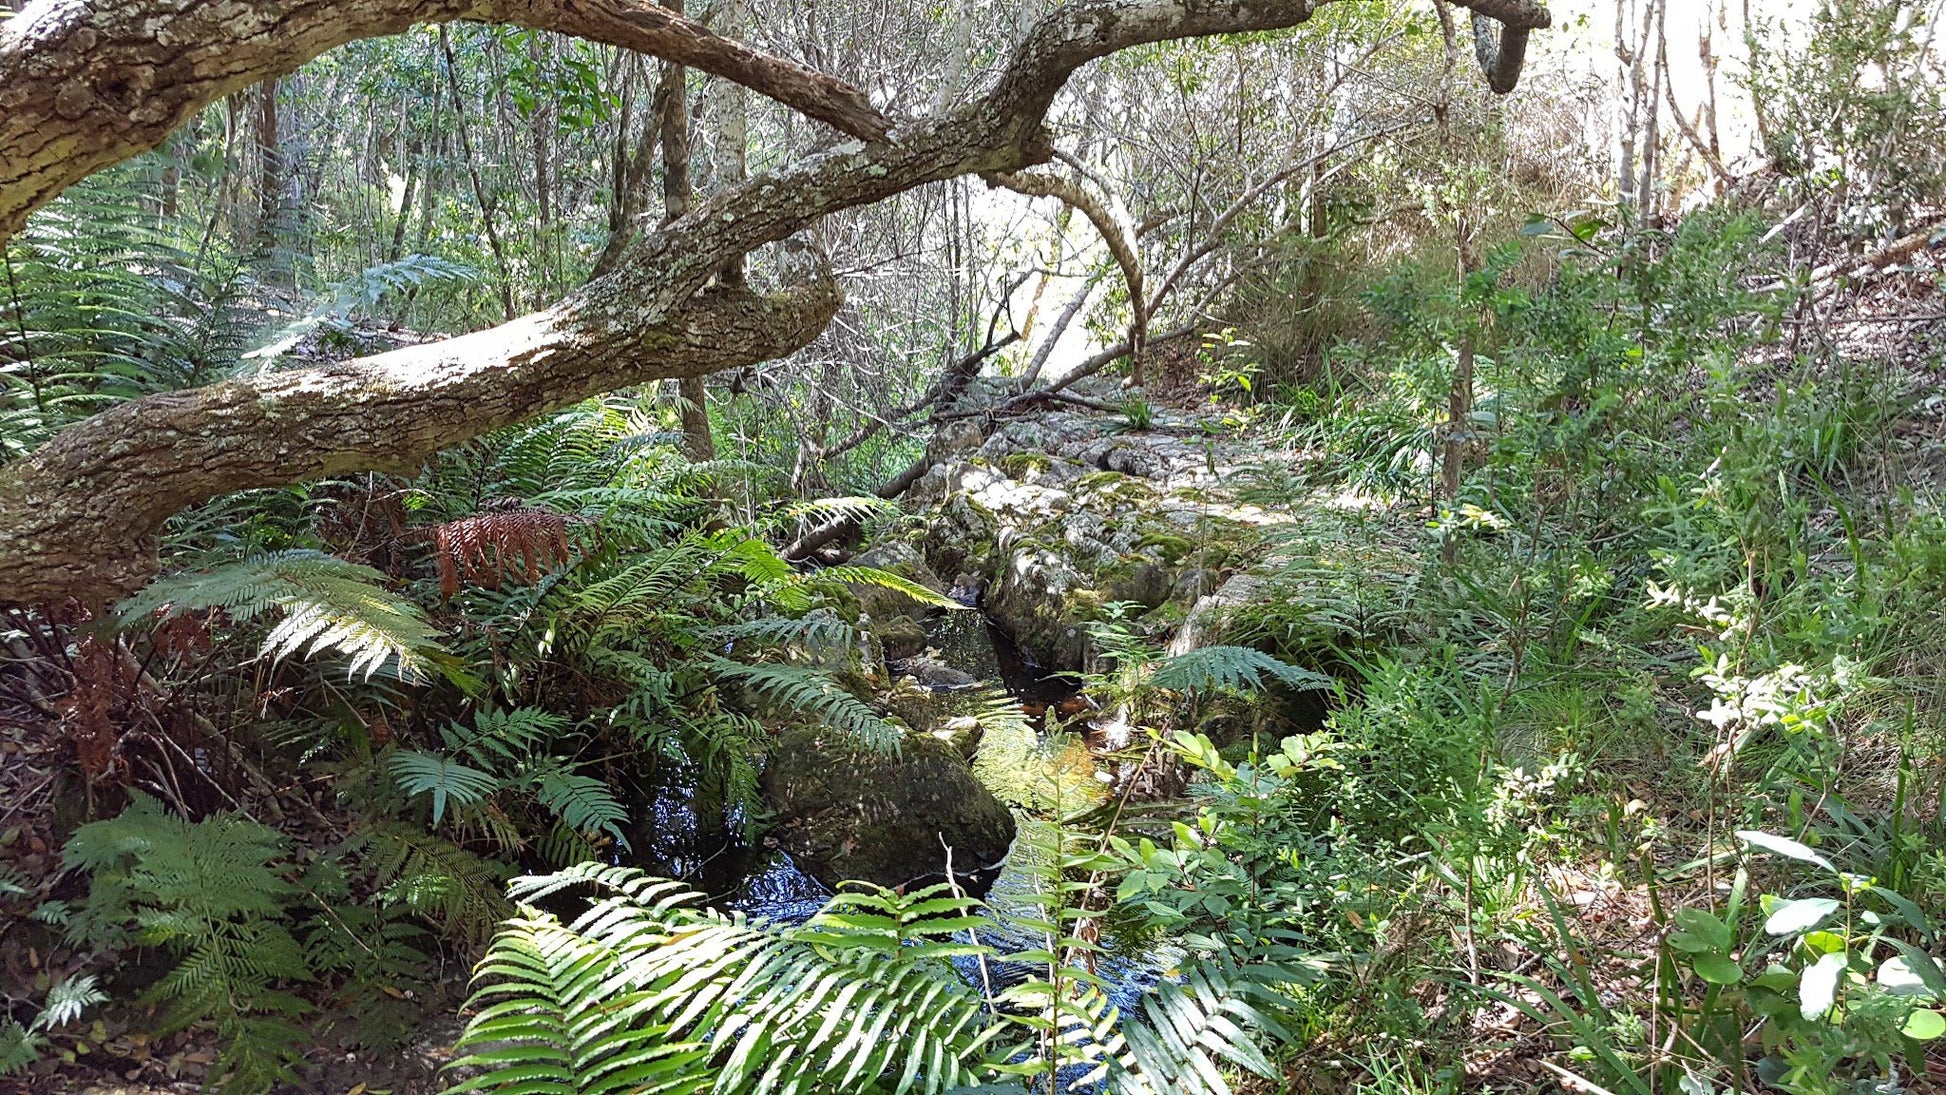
[1763,897,1841,936]
[1737,830,1835,872]
[1149,646,1334,694]
[1668,908,1733,953]
[1799,951,1847,1021]
[387,752,499,826]
[1884,940,1946,1000]
[1691,953,1743,985]
[1902,1009,1945,1041]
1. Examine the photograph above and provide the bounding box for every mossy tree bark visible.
[0,0,1547,606]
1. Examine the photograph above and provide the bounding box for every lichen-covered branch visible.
[0,0,1549,605]
[0,282,841,605]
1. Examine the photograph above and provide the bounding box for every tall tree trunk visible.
[387,132,420,263]
[659,0,714,462]
[591,57,666,280]
[710,0,751,288]
[254,76,297,288]
[439,25,518,321]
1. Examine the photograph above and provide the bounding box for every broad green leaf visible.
[1799,951,1847,1021]
[1801,929,1847,956]
[1763,897,1841,936]
[1902,1008,1945,1041]
[1737,830,1835,872]
[1691,953,1743,985]
[1669,908,1733,953]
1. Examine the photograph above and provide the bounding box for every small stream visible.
[624,605,1176,1019]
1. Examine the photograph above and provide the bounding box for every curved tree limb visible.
[0,281,842,606]
[1470,13,1532,94]
[0,0,891,243]
[986,169,1148,378]
[0,0,1549,605]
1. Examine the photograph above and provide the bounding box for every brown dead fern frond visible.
[418,510,587,599]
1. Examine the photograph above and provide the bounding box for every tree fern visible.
[116,549,449,680]
[705,656,903,754]
[1147,646,1335,695]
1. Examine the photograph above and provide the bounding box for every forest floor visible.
[8,329,1946,1093]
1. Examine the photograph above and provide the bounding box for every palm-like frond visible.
[116,549,448,680]
[531,764,630,848]
[448,865,1003,1095]
[705,657,902,754]
[706,613,860,653]
[388,752,500,826]
[1117,961,1296,1095]
[1148,646,1334,695]
[245,254,477,364]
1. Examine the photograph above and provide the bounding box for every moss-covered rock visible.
[871,614,929,659]
[849,540,948,622]
[760,729,1016,892]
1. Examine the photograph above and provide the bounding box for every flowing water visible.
[625,605,1176,1021]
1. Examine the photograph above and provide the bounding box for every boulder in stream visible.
[760,728,1016,893]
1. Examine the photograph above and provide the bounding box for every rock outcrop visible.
[899,394,1299,670]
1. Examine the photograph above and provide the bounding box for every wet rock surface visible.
[759,727,1016,893]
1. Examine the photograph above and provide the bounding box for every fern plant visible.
[447,864,1003,1095]
[448,858,1307,1095]
[704,656,903,754]
[46,794,317,1094]
[116,549,453,681]
[1,168,261,459]
[0,975,108,1076]
[388,707,631,855]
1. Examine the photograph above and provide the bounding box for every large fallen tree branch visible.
[0,282,842,604]
[0,0,1548,605]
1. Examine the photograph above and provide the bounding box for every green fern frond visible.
[811,565,965,611]
[705,656,902,754]
[1148,646,1335,695]
[1117,960,1297,1095]
[0,1021,40,1076]
[771,495,897,530]
[245,254,477,365]
[116,549,448,680]
[388,751,502,826]
[444,707,567,766]
[707,613,859,652]
[348,823,511,942]
[451,866,1004,1095]
[530,765,630,848]
[59,794,315,1091]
